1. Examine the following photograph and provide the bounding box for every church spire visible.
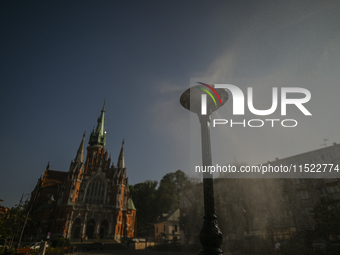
[74,132,86,163]
[117,139,125,169]
[89,101,106,147]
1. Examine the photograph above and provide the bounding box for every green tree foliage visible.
[0,199,30,247]
[51,237,70,247]
[130,170,191,237]
[130,180,158,237]
[156,170,190,214]
[178,183,203,246]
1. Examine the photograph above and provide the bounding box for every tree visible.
[130,180,158,237]
[178,181,203,246]
[0,199,30,247]
[156,170,191,214]
[130,170,192,238]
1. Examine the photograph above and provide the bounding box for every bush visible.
[51,238,70,248]
[152,244,184,252]
[184,243,201,252]
[44,247,64,255]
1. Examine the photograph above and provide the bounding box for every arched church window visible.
[85,177,105,204]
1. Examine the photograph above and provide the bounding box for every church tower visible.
[28,101,136,241]
[84,101,111,176]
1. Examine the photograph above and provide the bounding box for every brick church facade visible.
[28,102,136,241]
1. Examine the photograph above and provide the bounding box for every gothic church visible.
[29,102,136,241]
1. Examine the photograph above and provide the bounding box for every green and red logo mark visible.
[196,82,222,115]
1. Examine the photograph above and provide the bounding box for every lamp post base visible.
[199,248,223,255]
[199,214,223,255]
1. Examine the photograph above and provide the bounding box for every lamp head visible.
[180,83,228,116]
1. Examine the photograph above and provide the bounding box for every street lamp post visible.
[180,84,228,255]
[17,179,42,248]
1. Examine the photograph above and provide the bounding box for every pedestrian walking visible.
[275,241,281,254]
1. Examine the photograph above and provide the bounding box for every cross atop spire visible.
[89,101,106,147]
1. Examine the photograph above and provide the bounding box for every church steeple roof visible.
[128,198,136,211]
[89,101,106,147]
[74,132,85,163]
[117,139,125,169]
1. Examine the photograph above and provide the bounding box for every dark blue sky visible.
[1,0,340,208]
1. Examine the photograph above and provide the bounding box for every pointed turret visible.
[42,162,50,183]
[117,139,125,169]
[69,132,86,174]
[74,132,86,163]
[89,101,106,147]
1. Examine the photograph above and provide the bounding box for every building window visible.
[294,179,306,184]
[183,199,187,208]
[304,207,314,215]
[327,186,340,194]
[320,188,327,196]
[85,177,105,204]
[222,208,227,218]
[283,210,292,218]
[297,191,309,199]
